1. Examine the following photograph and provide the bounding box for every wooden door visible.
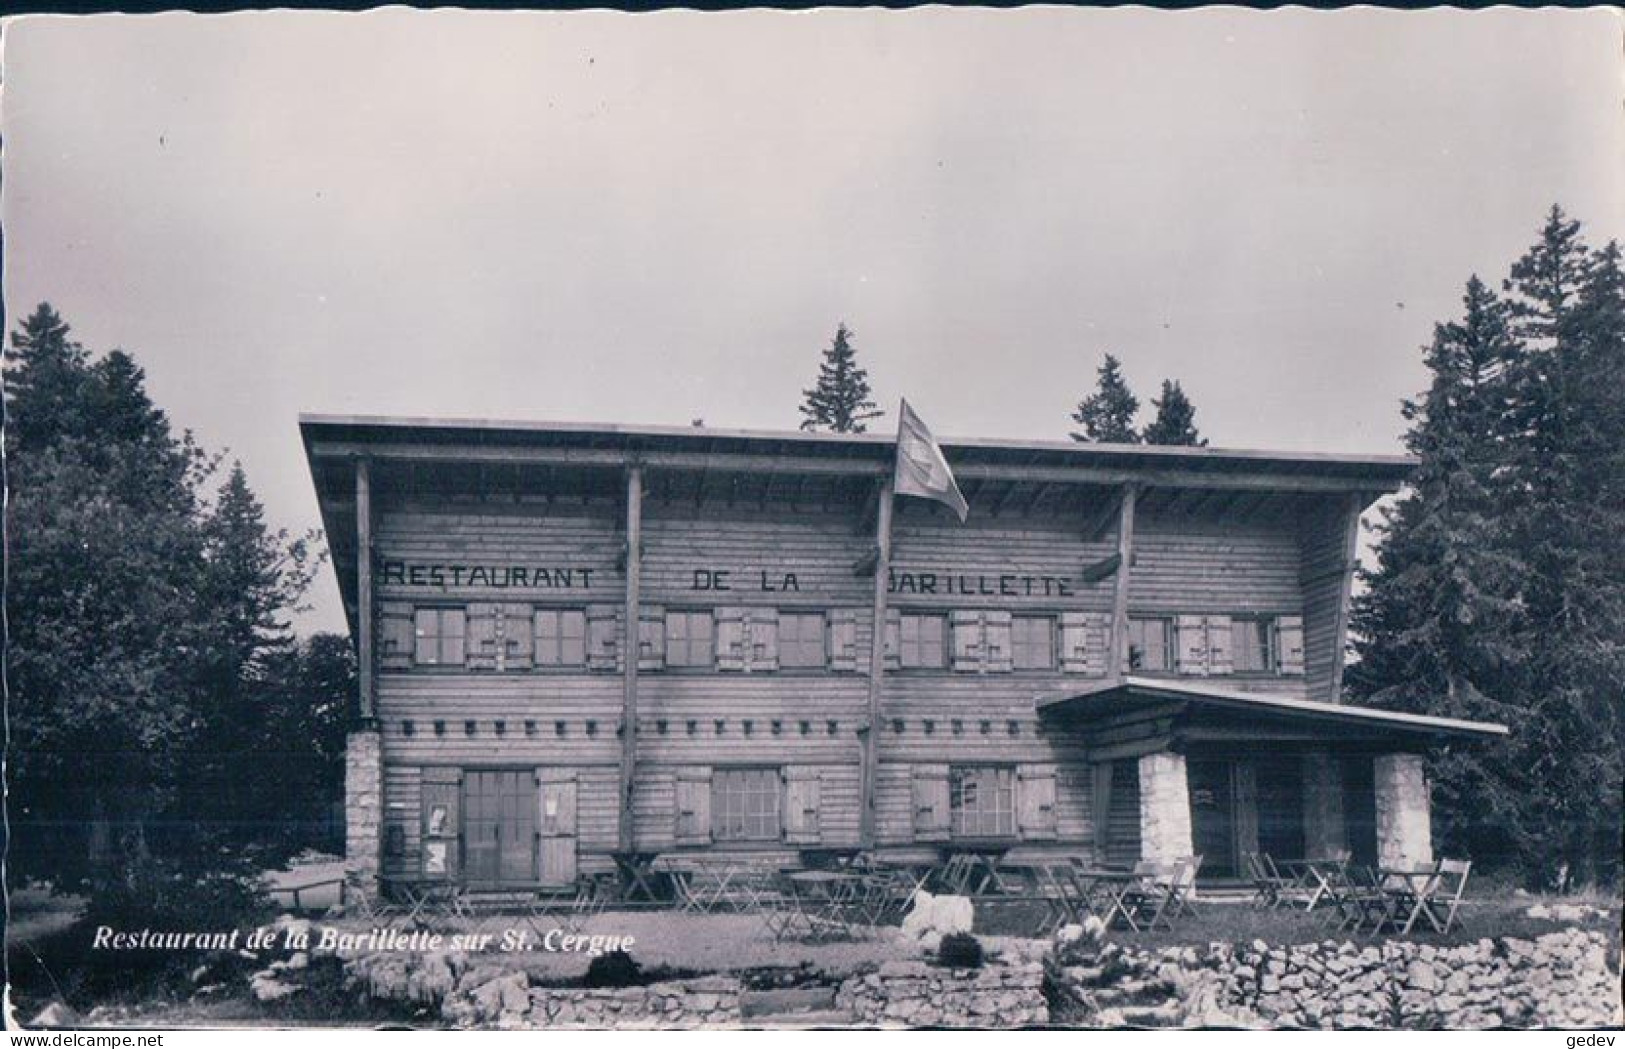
[464,770,537,885]
[1188,760,1238,877]
[1256,756,1307,862]
[537,771,578,887]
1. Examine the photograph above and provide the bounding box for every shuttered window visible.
[1011,615,1056,670]
[712,767,781,842]
[1128,616,1174,672]
[950,765,1016,839]
[665,610,715,668]
[414,607,466,666]
[899,613,948,669]
[533,609,588,667]
[1231,616,1276,673]
[778,612,826,669]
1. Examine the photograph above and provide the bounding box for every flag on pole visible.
[893,399,969,522]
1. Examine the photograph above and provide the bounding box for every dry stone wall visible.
[834,959,1048,1027]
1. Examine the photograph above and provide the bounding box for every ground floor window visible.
[950,765,1016,838]
[712,766,780,841]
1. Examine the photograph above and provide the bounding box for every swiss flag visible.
[893,399,969,522]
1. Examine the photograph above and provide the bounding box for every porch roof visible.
[1036,676,1508,743]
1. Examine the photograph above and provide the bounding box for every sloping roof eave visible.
[1036,676,1509,740]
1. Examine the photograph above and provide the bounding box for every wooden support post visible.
[859,480,894,849]
[355,457,375,725]
[1328,492,1363,703]
[1107,484,1139,679]
[618,465,644,852]
[1091,762,1114,866]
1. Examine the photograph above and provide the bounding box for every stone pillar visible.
[1302,750,1347,860]
[1374,753,1432,869]
[1138,751,1194,863]
[345,728,384,900]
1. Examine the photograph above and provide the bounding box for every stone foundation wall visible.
[835,959,1048,1027]
[344,729,383,898]
[1049,924,1621,1029]
[1373,753,1431,869]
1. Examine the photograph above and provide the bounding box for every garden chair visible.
[1338,865,1396,934]
[1243,852,1290,909]
[1422,859,1472,934]
[1118,860,1181,932]
[1169,854,1204,918]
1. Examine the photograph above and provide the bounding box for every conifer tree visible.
[1070,354,1140,443]
[799,323,882,433]
[1141,380,1206,446]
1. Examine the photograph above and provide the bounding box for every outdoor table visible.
[1376,865,1444,934]
[1276,858,1347,912]
[934,844,1015,895]
[668,857,747,913]
[1073,868,1143,932]
[785,870,864,941]
[611,851,664,903]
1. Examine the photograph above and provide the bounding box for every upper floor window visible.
[899,613,948,669]
[1232,616,1276,673]
[665,610,715,668]
[712,767,780,842]
[950,765,1016,838]
[414,607,466,666]
[534,608,587,667]
[1128,616,1174,673]
[778,611,827,669]
[1011,615,1056,670]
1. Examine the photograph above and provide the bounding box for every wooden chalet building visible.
[300,415,1506,896]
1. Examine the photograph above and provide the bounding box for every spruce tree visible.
[799,323,881,433]
[1141,380,1206,446]
[1070,354,1140,443]
[1354,209,1625,888]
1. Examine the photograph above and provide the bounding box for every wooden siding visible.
[1297,497,1357,703]
[370,487,1354,871]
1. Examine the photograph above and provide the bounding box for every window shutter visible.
[379,604,415,671]
[1084,613,1111,676]
[1276,615,1306,676]
[1205,615,1234,676]
[782,767,822,845]
[950,610,983,672]
[586,604,621,672]
[983,611,1013,672]
[883,608,902,671]
[466,605,501,671]
[638,605,666,671]
[749,609,779,672]
[675,767,712,845]
[715,607,747,672]
[414,608,438,665]
[1175,614,1209,675]
[1018,764,1058,840]
[503,604,534,670]
[912,764,951,842]
[420,768,462,881]
[1053,613,1092,678]
[830,609,859,672]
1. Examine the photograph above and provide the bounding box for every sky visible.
[3,7,1621,635]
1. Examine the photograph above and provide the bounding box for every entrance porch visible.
[1038,676,1507,880]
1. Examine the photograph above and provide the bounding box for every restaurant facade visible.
[300,415,1507,897]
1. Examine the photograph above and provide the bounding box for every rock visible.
[284,951,310,971]
[29,1002,81,1028]
[250,974,302,1002]
[900,890,974,943]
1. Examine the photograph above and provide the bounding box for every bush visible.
[937,932,984,970]
[583,950,643,988]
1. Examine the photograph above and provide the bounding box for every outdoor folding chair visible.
[1262,853,1313,909]
[1243,852,1288,909]
[1339,865,1396,934]
[1169,854,1203,919]
[527,879,605,937]
[1423,859,1472,934]
[1118,860,1181,932]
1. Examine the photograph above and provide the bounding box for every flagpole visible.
[859,477,893,850]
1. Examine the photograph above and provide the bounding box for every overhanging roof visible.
[1037,676,1508,742]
